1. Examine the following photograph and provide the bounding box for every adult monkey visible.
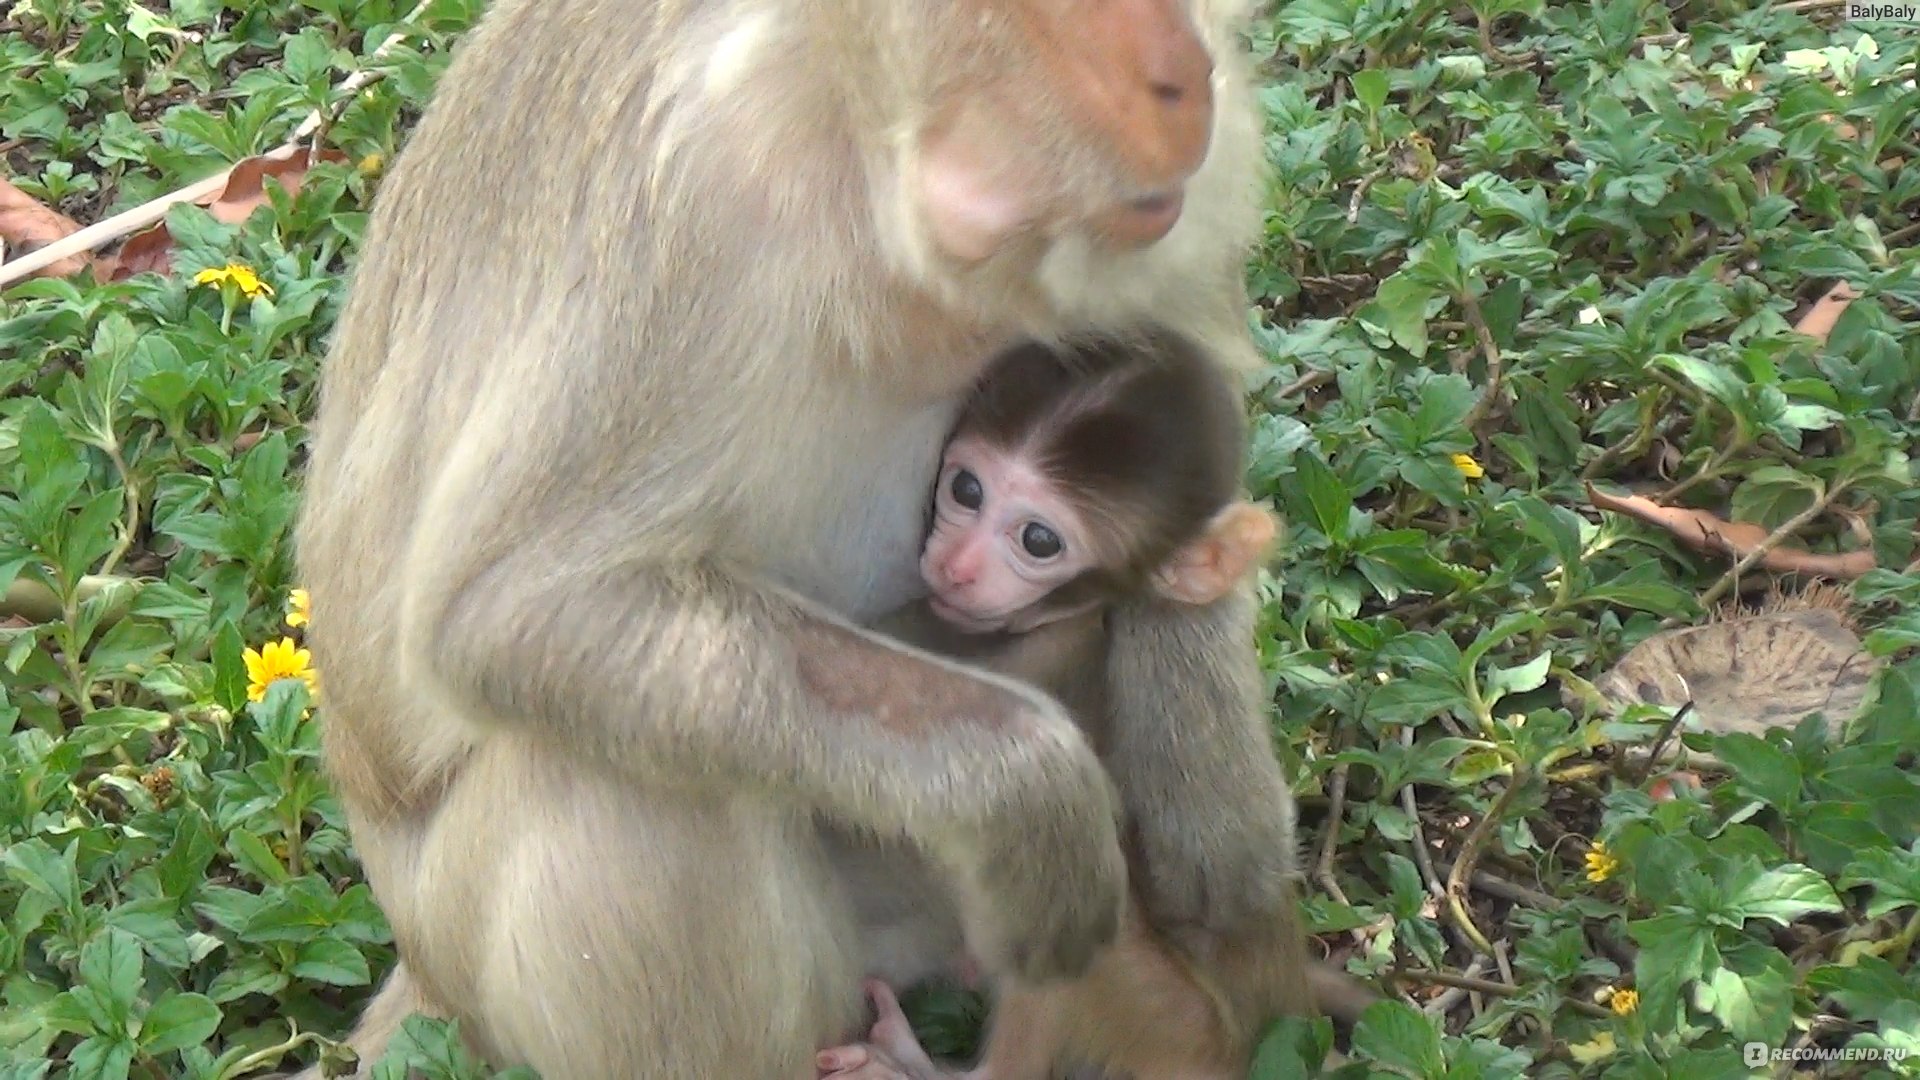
[292,0,1303,1076]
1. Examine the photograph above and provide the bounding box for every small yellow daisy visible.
[244,637,319,704]
[285,588,310,629]
[192,262,275,299]
[1609,988,1638,1016]
[1451,453,1485,479]
[1584,842,1619,883]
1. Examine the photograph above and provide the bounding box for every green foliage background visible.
[1,0,1917,1077]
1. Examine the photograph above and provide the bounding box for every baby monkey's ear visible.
[1152,501,1280,606]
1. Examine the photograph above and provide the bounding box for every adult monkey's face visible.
[905,0,1222,265]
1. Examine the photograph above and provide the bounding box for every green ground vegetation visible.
[2,0,1918,1077]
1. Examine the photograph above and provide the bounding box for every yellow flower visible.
[244,637,319,704]
[357,152,385,178]
[192,262,274,299]
[1567,1031,1618,1065]
[1451,453,1485,479]
[1609,988,1638,1016]
[285,588,310,629]
[1585,842,1619,883]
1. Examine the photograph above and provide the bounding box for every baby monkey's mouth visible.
[927,594,1008,635]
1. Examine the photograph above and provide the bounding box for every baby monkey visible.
[822,329,1310,1080]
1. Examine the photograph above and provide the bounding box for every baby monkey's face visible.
[920,434,1098,633]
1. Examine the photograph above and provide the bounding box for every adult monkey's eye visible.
[1020,522,1063,559]
[950,469,984,510]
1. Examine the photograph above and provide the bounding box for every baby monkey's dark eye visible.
[1020,522,1063,559]
[950,469,984,510]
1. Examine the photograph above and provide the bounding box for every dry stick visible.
[1694,479,1852,611]
[1401,729,1445,900]
[1630,700,1696,784]
[1443,766,1530,957]
[1316,760,1360,926]
[1423,954,1488,1017]
[0,0,435,288]
[1444,863,1563,912]
[1273,368,1336,402]
[1347,167,1385,225]
[1398,969,1615,1019]
[1457,287,1505,431]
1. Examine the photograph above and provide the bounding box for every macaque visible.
[289,0,1304,1076]
[816,331,1315,1080]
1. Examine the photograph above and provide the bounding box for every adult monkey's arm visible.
[395,426,1128,983]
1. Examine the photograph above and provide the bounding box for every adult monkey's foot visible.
[817,980,974,1080]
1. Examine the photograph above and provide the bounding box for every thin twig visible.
[1423,954,1487,1016]
[1397,969,1614,1018]
[1273,368,1335,402]
[1347,167,1385,224]
[1631,701,1695,784]
[1443,766,1530,956]
[1695,480,1852,611]
[1401,729,1445,899]
[1457,287,1506,430]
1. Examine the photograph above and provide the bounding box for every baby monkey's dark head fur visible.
[951,326,1248,622]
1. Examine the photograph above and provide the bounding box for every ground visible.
[1,1,1918,1078]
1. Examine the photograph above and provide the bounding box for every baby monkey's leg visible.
[972,905,1244,1080]
[818,980,968,1080]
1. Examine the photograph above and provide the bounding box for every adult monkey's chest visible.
[761,390,964,623]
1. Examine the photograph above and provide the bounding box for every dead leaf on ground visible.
[1793,282,1860,345]
[0,176,92,278]
[1595,588,1882,742]
[203,146,348,224]
[1585,482,1879,579]
[26,146,349,284]
[103,224,176,281]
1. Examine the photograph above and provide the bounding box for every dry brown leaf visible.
[103,224,176,282]
[0,176,92,278]
[1793,282,1860,344]
[200,147,348,224]
[1595,602,1881,740]
[1585,483,1879,579]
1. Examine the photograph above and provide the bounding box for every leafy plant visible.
[1,0,1916,1077]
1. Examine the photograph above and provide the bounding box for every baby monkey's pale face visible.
[920,434,1098,633]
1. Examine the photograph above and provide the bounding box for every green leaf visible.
[77,929,144,1026]
[1725,864,1843,926]
[1654,353,1747,410]
[64,1036,135,1080]
[1350,1000,1445,1075]
[211,617,247,714]
[1712,733,1802,811]
[1483,652,1551,708]
[225,828,291,887]
[290,938,372,986]
[1840,847,1920,918]
[1366,275,1440,358]
[1351,69,1389,111]
[1289,452,1352,542]
[4,838,82,913]
[137,992,221,1055]
[1366,673,1469,728]
[1695,941,1794,1044]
